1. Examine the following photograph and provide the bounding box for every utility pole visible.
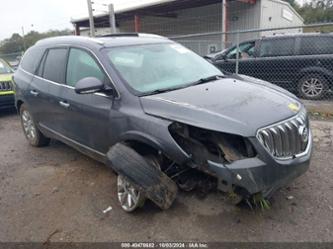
[87,0,95,37]
[221,0,226,50]
[21,26,26,51]
[109,4,116,34]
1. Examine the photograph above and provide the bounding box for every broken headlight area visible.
[168,122,259,202]
[169,122,256,167]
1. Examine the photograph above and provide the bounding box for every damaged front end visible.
[168,122,257,200]
[168,117,311,203]
[107,113,311,211]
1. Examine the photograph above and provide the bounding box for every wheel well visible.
[16,100,24,111]
[123,140,160,157]
[297,71,330,85]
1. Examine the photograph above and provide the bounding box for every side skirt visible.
[38,123,107,164]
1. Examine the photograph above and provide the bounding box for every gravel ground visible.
[0,108,332,242]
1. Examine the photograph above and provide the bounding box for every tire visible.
[298,73,328,100]
[116,155,161,212]
[19,104,50,147]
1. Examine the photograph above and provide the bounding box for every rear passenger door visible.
[30,47,68,133]
[255,37,296,88]
[295,35,333,77]
[60,47,113,154]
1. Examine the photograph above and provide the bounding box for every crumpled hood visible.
[140,78,302,137]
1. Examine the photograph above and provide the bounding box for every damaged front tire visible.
[107,143,178,212]
[117,175,145,212]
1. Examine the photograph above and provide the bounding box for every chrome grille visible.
[257,110,309,159]
[0,81,13,91]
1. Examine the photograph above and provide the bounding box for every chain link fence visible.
[169,23,333,101]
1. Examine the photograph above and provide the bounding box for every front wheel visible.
[20,104,50,147]
[117,175,145,212]
[298,74,328,100]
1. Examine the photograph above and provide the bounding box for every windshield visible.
[0,59,13,74]
[105,43,222,94]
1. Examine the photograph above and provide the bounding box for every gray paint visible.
[14,35,312,206]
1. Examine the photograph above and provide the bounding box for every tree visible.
[297,0,333,23]
[284,0,300,10]
[0,29,72,54]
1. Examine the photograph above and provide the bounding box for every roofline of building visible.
[71,0,304,25]
[71,0,178,24]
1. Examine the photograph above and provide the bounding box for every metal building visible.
[72,0,304,55]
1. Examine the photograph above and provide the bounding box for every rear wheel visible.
[298,74,328,100]
[20,104,50,147]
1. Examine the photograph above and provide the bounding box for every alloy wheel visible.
[21,110,37,142]
[117,175,143,212]
[301,77,324,98]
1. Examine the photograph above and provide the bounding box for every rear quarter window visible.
[299,36,333,55]
[259,38,295,57]
[20,46,44,74]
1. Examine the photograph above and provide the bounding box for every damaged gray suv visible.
[14,34,312,212]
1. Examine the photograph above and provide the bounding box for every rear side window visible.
[66,48,106,87]
[20,46,44,74]
[42,48,68,83]
[260,38,295,57]
[299,36,333,55]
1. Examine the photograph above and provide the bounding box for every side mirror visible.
[75,77,104,94]
[216,53,227,61]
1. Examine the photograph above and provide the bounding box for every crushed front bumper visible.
[206,133,312,197]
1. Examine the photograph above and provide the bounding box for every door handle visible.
[59,101,70,109]
[30,90,39,97]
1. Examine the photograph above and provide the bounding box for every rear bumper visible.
[206,133,312,197]
[0,93,15,109]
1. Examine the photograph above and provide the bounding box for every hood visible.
[140,78,302,137]
[236,74,298,100]
[0,73,13,82]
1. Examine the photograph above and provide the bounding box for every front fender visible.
[118,130,164,152]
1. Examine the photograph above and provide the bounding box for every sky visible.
[0,0,157,40]
[0,0,307,41]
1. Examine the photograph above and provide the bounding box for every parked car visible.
[14,34,312,212]
[0,58,15,109]
[206,34,333,100]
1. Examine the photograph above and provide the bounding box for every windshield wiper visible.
[189,75,224,87]
[141,75,224,96]
[142,85,189,96]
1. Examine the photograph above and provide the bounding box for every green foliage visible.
[251,193,271,211]
[286,0,333,24]
[284,0,301,10]
[0,29,72,54]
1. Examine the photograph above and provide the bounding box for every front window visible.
[66,48,106,87]
[105,43,222,94]
[225,41,255,60]
[0,60,13,74]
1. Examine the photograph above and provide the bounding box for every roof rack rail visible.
[97,33,139,38]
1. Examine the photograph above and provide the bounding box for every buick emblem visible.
[298,125,309,142]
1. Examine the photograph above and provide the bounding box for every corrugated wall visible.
[260,0,303,36]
